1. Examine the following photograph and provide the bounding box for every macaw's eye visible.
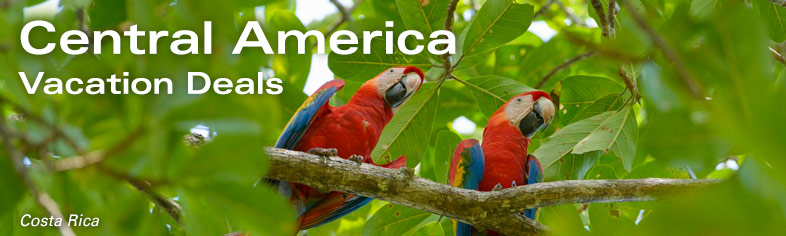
[385,81,408,108]
[519,109,545,138]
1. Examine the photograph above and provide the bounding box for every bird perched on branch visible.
[270,66,425,231]
[449,91,555,236]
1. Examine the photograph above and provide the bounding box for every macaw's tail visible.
[368,155,407,169]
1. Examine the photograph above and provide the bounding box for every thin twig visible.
[771,47,786,65]
[563,32,642,62]
[533,0,555,19]
[49,126,145,171]
[554,0,586,27]
[98,166,182,223]
[0,96,84,153]
[768,0,786,7]
[318,0,361,47]
[590,0,609,38]
[620,0,703,98]
[0,111,76,236]
[618,65,641,101]
[608,0,618,38]
[535,51,596,89]
[442,0,461,73]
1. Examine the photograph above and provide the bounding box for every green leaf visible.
[562,94,625,126]
[752,0,786,42]
[559,76,626,125]
[433,130,462,184]
[539,204,590,236]
[440,217,455,236]
[457,0,534,68]
[0,155,24,218]
[572,107,638,172]
[589,203,635,235]
[328,37,431,81]
[268,10,312,88]
[561,76,625,106]
[547,151,601,181]
[689,0,719,20]
[372,83,439,167]
[363,204,431,236]
[461,75,534,118]
[411,221,444,236]
[535,107,638,172]
[395,0,449,36]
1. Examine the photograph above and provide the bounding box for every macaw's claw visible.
[400,167,415,178]
[348,154,364,165]
[511,181,517,187]
[307,147,339,157]
[492,183,503,191]
[307,147,338,165]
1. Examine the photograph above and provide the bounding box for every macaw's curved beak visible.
[384,67,424,108]
[519,96,555,138]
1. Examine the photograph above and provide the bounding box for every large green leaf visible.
[546,151,601,181]
[372,83,439,167]
[560,76,626,125]
[589,203,636,235]
[534,106,638,172]
[433,130,462,184]
[411,221,444,236]
[363,204,431,236]
[457,0,534,68]
[461,75,534,118]
[0,155,24,218]
[328,38,432,81]
[395,0,449,36]
[268,10,312,88]
[572,107,638,172]
[752,0,786,42]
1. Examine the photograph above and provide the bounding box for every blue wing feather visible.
[268,80,344,206]
[448,139,485,236]
[524,155,544,220]
[275,79,345,149]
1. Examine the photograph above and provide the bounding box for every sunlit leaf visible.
[456,0,534,68]
[372,83,439,167]
[363,204,430,236]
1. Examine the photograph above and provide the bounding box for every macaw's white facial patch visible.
[376,68,406,95]
[504,95,535,128]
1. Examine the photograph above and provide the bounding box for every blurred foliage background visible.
[2,0,786,235]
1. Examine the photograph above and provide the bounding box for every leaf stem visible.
[535,51,595,89]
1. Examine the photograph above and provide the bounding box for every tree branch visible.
[263,148,722,235]
[535,51,595,89]
[0,111,76,236]
[441,0,460,73]
[590,0,610,38]
[608,0,618,38]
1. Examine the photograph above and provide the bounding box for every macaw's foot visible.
[307,147,338,164]
[492,183,503,191]
[511,181,518,187]
[348,154,364,165]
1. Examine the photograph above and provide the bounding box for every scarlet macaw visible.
[448,91,555,236]
[272,66,425,231]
